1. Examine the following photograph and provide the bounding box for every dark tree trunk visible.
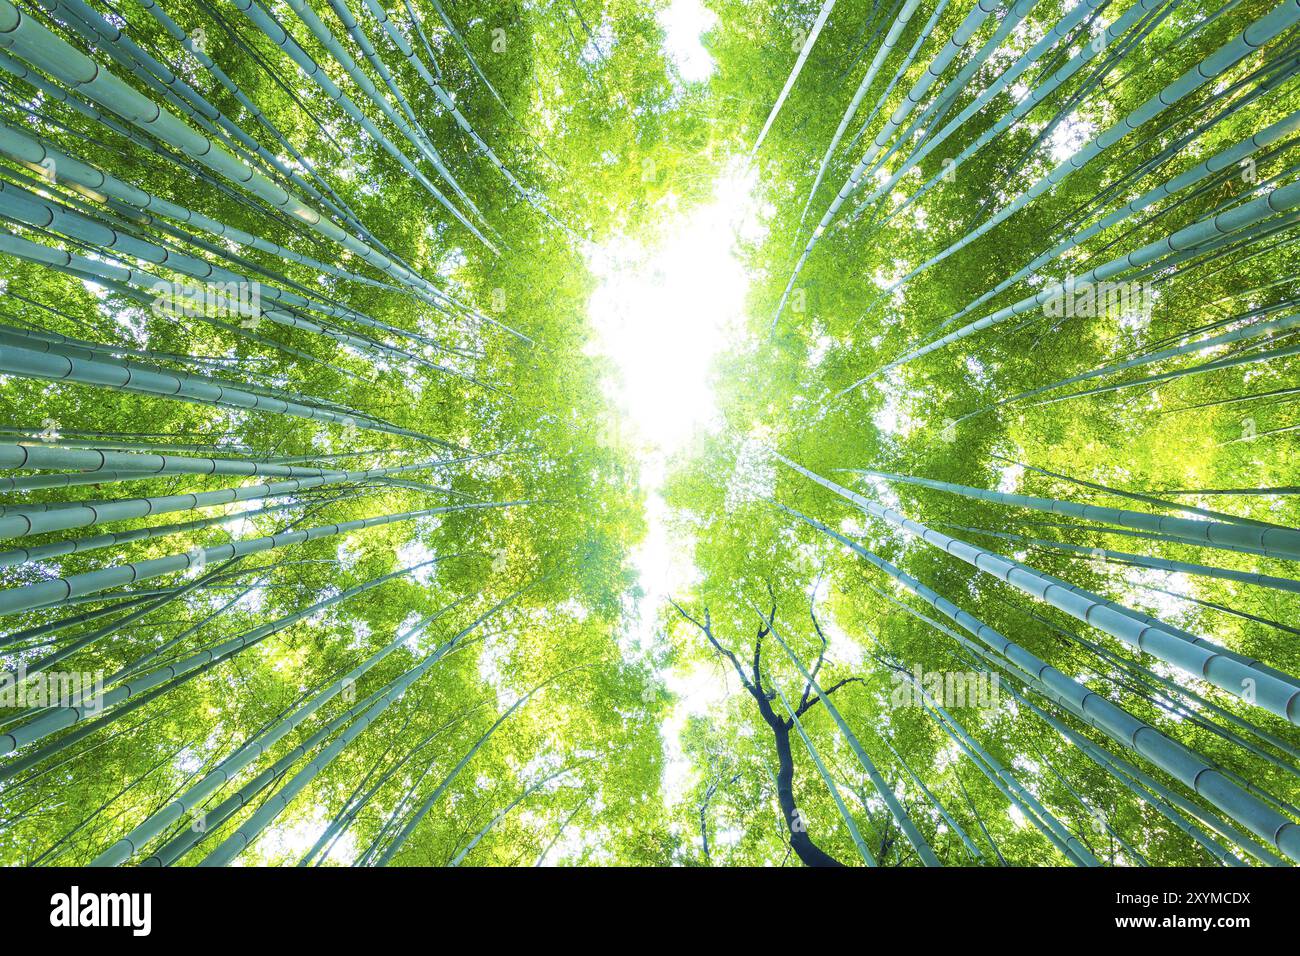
[771,716,844,867]
[671,599,846,867]
[752,677,843,867]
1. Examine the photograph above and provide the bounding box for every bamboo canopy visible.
[1,0,1299,869]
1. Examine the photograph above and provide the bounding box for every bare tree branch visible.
[801,601,831,712]
[698,771,742,865]
[669,597,755,694]
[753,582,778,699]
[795,675,867,717]
[675,593,845,867]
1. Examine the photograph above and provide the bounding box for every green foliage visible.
[0,0,673,866]
[2,0,1299,868]
[659,0,1300,866]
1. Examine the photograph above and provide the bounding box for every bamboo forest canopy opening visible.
[585,159,763,802]
[0,0,1299,871]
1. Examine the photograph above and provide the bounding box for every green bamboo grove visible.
[0,0,1299,869]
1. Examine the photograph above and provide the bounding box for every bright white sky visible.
[256,0,732,867]
[659,0,718,83]
[585,161,764,804]
[580,0,761,815]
